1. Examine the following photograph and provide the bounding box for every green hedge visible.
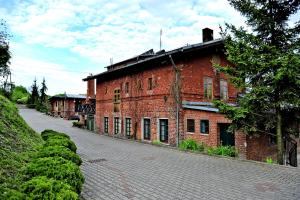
[22,157,84,193]
[41,129,70,141]
[44,136,77,153]
[21,176,79,200]
[35,146,82,166]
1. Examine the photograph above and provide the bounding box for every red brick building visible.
[49,94,85,120]
[83,29,278,162]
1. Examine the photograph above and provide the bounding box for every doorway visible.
[219,123,235,146]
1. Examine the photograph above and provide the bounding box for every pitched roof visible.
[49,94,86,100]
[83,39,224,81]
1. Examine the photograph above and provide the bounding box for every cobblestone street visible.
[19,107,300,200]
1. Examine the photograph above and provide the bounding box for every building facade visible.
[84,29,278,162]
[49,94,85,120]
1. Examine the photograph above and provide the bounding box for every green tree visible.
[40,78,48,103]
[214,0,300,164]
[29,78,39,105]
[0,19,11,96]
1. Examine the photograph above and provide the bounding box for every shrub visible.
[1,188,25,200]
[152,140,162,146]
[72,121,84,128]
[41,129,70,141]
[44,136,77,153]
[16,96,29,104]
[26,104,36,109]
[22,157,84,193]
[265,157,275,164]
[35,146,82,166]
[179,139,204,152]
[21,176,79,200]
[207,146,237,157]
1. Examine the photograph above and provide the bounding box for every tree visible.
[11,85,29,103]
[214,0,300,164]
[0,19,11,96]
[40,78,48,103]
[29,78,39,105]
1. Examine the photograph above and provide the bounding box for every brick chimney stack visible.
[202,28,214,42]
[87,78,95,101]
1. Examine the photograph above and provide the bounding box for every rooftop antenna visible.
[159,29,162,51]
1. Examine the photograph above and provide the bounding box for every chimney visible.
[202,28,213,42]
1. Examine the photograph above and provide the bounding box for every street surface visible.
[19,107,300,200]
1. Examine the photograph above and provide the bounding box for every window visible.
[114,89,120,103]
[200,120,209,134]
[187,119,195,133]
[143,118,151,140]
[55,101,58,107]
[104,117,109,133]
[220,79,228,100]
[159,119,168,142]
[125,82,129,93]
[204,77,213,99]
[138,80,142,90]
[148,78,153,90]
[125,118,131,136]
[114,117,120,134]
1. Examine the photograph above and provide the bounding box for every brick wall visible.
[183,109,231,147]
[96,63,178,145]
[87,79,95,101]
[246,134,277,161]
[95,51,241,147]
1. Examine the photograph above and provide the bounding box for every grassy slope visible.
[0,95,42,193]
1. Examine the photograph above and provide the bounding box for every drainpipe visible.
[169,55,180,147]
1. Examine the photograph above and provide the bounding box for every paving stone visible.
[19,107,300,200]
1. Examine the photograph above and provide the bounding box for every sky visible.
[0,0,298,95]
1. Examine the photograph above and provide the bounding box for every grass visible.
[0,95,42,197]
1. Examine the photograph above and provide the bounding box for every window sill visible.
[186,132,195,135]
[200,133,209,136]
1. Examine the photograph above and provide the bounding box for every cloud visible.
[2,0,251,94]
[6,0,246,63]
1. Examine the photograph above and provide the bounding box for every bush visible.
[179,139,204,152]
[22,157,84,193]
[35,146,82,166]
[152,140,162,146]
[1,188,25,200]
[36,103,49,113]
[207,146,237,157]
[16,96,29,104]
[21,176,79,200]
[265,157,276,164]
[44,136,77,153]
[41,129,70,141]
[72,121,84,128]
[26,104,36,109]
